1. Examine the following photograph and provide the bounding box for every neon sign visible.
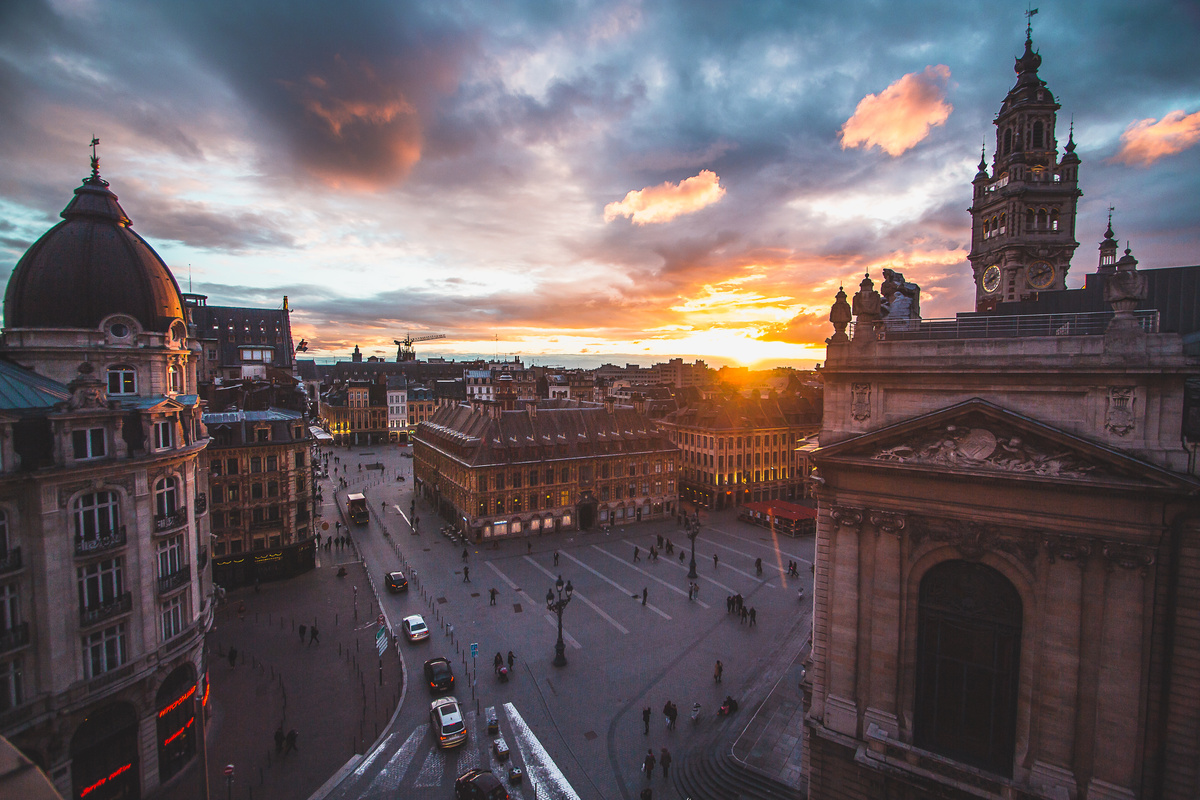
[157,684,196,717]
[79,762,132,797]
[162,716,193,747]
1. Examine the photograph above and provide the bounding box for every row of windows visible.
[70,421,176,462]
[211,477,305,504]
[104,365,185,395]
[481,460,670,491]
[672,431,796,451]
[211,451,305,476]
[210,501,305,529]
[474,478,676,516]
[684,468,790,486]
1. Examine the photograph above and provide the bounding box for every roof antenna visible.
[188,264,192,293]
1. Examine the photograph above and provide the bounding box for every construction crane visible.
[394,332,446,362]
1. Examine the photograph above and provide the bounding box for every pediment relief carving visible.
[872,423,1101,479]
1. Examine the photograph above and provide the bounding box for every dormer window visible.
[154,421,174,450]
[168,365,182,393]
[73,428,107,460]
[107,367,137,395]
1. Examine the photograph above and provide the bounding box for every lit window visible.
[107,367,137,395]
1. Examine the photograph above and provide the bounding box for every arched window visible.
[106,366,137,396]
[1003,129,1012,155]
[75,492,121,542]
[1032,120,1044,149]
[983,218,991,238]
[168,365,182,394]
[1025,208,1035,229]
[914,560,1022,776]
[998,212,1006,234]
[1036,208,1048,229]
[1050,210,1060,231]
[155,477,179,517]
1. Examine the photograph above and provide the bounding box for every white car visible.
[402,614,429,642]
[430,696,468,748]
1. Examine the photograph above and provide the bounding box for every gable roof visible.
[814,398,1198,493]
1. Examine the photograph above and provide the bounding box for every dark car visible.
[454,768,509,800]
[385,571,408,593]
[424,657,455,694]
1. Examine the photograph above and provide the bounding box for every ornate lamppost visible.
[546,575,573,667]
[686,516,700,579]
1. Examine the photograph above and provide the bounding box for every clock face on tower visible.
[1027,260,1055,290]
[982,265,1001,294]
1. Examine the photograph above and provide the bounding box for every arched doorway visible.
[70,702,140,800]
[155,664,197,783]
[914,560,1022,776]
[576,493,598,531]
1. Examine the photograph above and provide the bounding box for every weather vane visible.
[1025,5,1039,40]
[90,135,100,179]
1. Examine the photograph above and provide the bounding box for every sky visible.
[1,0,1198,369]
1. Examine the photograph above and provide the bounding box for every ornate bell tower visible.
[968,23,1082,311]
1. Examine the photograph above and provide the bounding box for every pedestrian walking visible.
[643,750,656,779]
[726,595,733,613]
[284,729,298,754]
[462,548,469,561]
[656,534,664,548]
[507,651,515,670]
[274,726,284,754]
[713,553,719,568]
[527,541,532,555]
[489,587,498,605]
[643,706,651,734]
[659,748,672,778]
[755,557,763,575]
[749,607,757,626]
[693,582,699,600]
[740,606,749,624]
[679,550,685,564]
[298,624,307,643]
[494,652,503,675]
[666,538,673,554]
[633,546,641,562]
[228,647,238,668]
[642,587,648,605]
[463,566,470,582]
[662,700,671,729]
[553,551,560,566]
[667,702,678,730]
[715,660,723,682]
[310,625,319,645]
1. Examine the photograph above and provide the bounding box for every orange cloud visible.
[1112,109,1200,166]
[840,65,952,157]
[604,170,726,225]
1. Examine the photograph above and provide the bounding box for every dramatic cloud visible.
[840,65,953,157]
[1112,110,1200,167]
[604,170,726,225]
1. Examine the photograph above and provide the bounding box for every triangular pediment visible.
[815,399,1196,491]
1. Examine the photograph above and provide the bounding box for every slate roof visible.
[0,360,70,411]
[660,395,819,429]
[417,399,676,467]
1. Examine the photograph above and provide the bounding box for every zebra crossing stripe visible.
[504,702,580,800]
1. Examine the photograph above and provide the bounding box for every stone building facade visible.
[0,156,211,800]
[412,399,679,539]
[803,31,1200,800]
[656,395,819,509]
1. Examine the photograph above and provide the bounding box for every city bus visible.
[347,492,369,525]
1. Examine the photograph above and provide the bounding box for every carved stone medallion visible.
[851,383,871,421]
[1104,388,1136,436]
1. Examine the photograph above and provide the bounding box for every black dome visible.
[4,167,185,333]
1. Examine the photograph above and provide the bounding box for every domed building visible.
[0,150,211,800]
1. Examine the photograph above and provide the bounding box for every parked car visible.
[424,657,455,694]
[402,614,429,642]
[430,697,468,749]
[385,571,408,592]
[454,768,509,800]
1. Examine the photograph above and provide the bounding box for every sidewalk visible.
[154,556,403,800]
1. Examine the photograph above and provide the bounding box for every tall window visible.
[83,624,127,678]
[157,536,184,579]
[72,428,107,460]
[155,477,179,517]
[107,367,137,395]
[168,365,182,393]
[0,659,21,712]
[161,596,185,641]
[0,510,8,554]
[154,421,174,450]
[914,560,1022,777]
[0,584,19,633]
[74,491,120,542]
[78,558,124,610]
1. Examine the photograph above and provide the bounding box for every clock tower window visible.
[1032,120,1044,148]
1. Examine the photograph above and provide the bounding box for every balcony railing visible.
[75,526,127,557]
[848,309,1160,342]
[79,592,132,627]
[0,547,21,575]
[157,566,191,595]
[154,507,189,533]
[0,623,30,654]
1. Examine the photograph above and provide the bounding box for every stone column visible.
[1086,545,1153,800]
[863,512,904,738]
[1030,536,1089,793]
[825,505,863,736]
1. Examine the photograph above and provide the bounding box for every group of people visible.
[686,582,700,600]
[493,650,516,675]
[641,745,673,784]
[786,560,800,576]
[726,593,757,625]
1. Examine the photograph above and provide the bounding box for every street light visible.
[686,517,700,579]
[546,575,573,667]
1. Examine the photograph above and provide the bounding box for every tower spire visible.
[1025,5,1039,44]
[89,136,101,180]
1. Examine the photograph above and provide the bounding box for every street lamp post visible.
[686,518,700,579]
[546,575,573,667]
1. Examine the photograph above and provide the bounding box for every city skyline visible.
[1,0,1198,368]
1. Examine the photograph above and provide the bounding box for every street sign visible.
[470,642,478,658]
[377,613,385,626]
[375,626,387,656]
[224,765,234,776]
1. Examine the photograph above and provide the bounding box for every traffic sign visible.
[377,613,385,626]
[224,765,234,776]
[470,642,478,658]
[375,626,387,656]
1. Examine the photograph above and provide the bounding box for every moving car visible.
[402,614,429,642]
[454,768,509,800]
[385,571,408,593]
[424,657,455,693]
[430,697,467,749]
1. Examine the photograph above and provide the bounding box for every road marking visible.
[351,731,395,777]
[486,561,582,649]
[701,524,813,566]
[362,726,423,793]
[562,549,671,620]
[682,536,775,586]
[505,702,581,800]
[413,739,444,787]
[523,556,629,634]
[611,541,712,608]
[457,711,481,773]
